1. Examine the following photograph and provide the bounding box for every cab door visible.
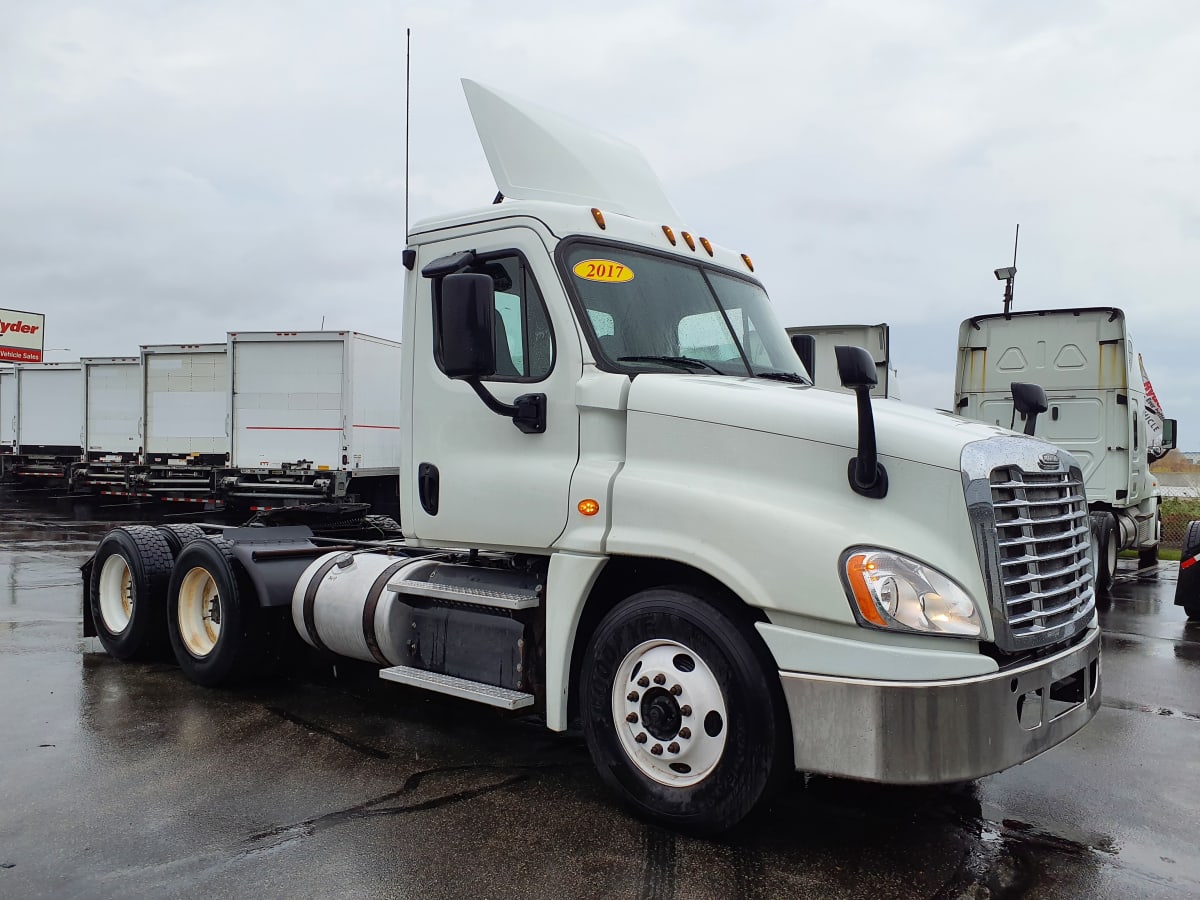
[406,226,582,550]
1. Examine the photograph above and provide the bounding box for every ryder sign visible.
[0,308,45,363]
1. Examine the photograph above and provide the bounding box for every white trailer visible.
[786,323,898,398]
[72,357,143,494]
[8,362,84,479]
[0,366,14,454]
[218,331,402,508]
[135,343,228,502]
[953,307,1178,590]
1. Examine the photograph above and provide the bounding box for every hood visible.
[626,375,1017,472]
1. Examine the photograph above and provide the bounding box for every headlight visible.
[842,549,982,638]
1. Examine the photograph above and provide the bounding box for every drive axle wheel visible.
[167,538,261,687]
[1090,513,1117,593]
[581,587,789,835]
[89,526,174,660]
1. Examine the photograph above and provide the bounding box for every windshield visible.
[561,242,808,379]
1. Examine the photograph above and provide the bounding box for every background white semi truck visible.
[786,323,898,398]
[82,80,1102,833]
[953,307,1177,591]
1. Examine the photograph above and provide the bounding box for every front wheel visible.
[1090,513,1118,593]
[580,587,789,834]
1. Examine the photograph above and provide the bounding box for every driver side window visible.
[472,255,554,383]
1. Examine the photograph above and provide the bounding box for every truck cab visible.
[86,79,1103,834]
[954,307,1177,588]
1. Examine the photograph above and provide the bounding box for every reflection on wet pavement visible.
[1,489,1198,898]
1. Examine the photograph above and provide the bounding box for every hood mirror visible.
[836,345,887,499]
[1011,382,1048,436]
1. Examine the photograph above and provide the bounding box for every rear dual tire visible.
[89,526,174,660]
[1089,513,1118,593]
[166,538,263,687]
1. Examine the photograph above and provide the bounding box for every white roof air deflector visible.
[462,79,681,223]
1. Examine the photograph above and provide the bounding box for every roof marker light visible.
[741,253,754,272]
[682,232,696,251]
[662,225,677,246]
[699,237,714,257]
[591,208,606,230]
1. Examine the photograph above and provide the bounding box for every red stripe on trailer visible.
[1182,555,1199,570]
[352,424,402,430]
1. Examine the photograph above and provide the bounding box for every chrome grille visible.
[989,467,1094,642]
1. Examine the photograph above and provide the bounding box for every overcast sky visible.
[3,1,1198,443]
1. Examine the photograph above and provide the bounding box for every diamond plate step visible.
[386,578,540,610]
[379,665,535,710]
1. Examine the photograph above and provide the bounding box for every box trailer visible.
[9,362,84,479]
[134,343,228,502]
[73,357,143,494]
[0,366,14,455]
[217,330,402,508]
[786,323,897,398]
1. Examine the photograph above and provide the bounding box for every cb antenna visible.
[404,27,411,243]
[994,223,1019,319]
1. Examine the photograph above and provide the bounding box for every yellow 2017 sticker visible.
[572,259,634,283]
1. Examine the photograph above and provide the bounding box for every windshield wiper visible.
[618,355,727,375]
[753,370,810,384]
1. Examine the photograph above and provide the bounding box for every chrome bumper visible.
[778,624,1101,784]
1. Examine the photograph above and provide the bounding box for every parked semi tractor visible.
[83,80,1101,833]
[953,307,1177,592]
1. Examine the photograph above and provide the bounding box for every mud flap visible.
[81,556,96,638]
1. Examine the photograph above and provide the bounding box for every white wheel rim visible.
[97,553,134,634]
[1088,530,1101,583]
[177,566,222,658]
[612,639,727,787]
[1106,532,1118,576]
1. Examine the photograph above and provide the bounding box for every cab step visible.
[378,665,535,710]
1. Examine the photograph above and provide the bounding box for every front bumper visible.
[778,624,1101,784]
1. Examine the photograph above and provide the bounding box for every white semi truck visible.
[953,307,1177,592]
[83,80,1101,833]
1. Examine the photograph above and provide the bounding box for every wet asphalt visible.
[1,489,1198,899]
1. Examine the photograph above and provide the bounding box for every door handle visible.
[418,462,439,516]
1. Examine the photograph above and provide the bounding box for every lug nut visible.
[653,673,666,685]
[680,705,692,717]
[667,742,680,754]
[635,732,647,744]
[651,744,663,755]
[670,684,682,696]
[626,713,638,723]
[679,727,691,739]
[637,676,650,688]
[627,691,640,702]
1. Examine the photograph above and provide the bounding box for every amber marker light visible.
[591,208,607,230]
[741,253,754,272]
[662,225,677,245]
[578,499,600,517]
[699,237,714,257]
[682,231,696,251]
[845,553,888,627]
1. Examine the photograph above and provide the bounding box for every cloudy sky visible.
[3,1,1198,443]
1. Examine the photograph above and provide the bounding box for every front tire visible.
[580,587,789,834]
[89,526,174,660]
[1181,521,1200,622]
[167,538,262,687]
[1090,513,1118,593]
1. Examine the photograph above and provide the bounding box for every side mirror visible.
[435,273,496,379]
[835,345,886,499]
[1011,382,1048,436]
[790,334,816,381]
[1162,418,1177,451]
[836,345,878,391]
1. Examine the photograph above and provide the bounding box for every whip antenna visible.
[405,27,411,242]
